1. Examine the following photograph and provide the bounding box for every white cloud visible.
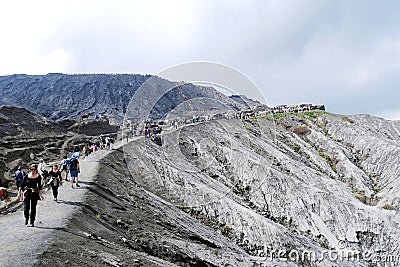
[0,1,399,116]
[376,109,400,121]
[36,49,74,73]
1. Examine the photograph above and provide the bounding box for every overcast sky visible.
[1,1,399,119]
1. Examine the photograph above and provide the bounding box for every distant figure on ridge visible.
[109,137,114,150]
[80,112,93,122]
[100,134,105,149]
[83,144,90,160]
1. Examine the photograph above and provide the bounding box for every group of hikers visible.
[99,135,114,150]
[13,148,82,227]
[125,113,236,140]
[7,110,259,228]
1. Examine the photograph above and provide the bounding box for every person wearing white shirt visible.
[38,159,47,177]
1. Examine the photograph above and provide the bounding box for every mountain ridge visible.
[0,73,255,121]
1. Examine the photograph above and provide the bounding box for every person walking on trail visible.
[18,164,44,227]
[82,144,90,160]
[47,165,63,201]
[69,156,80,188]
[61,156,69,181]
[109,137,114,150]
[15,166,25,190]
[38,159,48,178]
[100,134,105,149]
[139,125,143,136]
[73,145,80,153]
[105,136,110,149]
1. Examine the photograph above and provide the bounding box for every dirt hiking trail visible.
[0,142,125,267]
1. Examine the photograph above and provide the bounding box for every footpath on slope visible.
[0,122,218,267]
[0,140,126,267]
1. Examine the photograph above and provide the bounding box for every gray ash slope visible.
[0,73,253,121]
[37,113,400,266]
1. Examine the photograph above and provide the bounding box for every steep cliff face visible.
[0,73,149,119]
[0,74,247,121]
[117,112,400,266]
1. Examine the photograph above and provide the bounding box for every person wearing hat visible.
[18,164,44,227]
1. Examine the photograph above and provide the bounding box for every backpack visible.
[69,158,79,171]
[61,159,68,167]
[15,170,25,183]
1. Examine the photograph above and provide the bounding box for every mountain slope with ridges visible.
[0,73,248,121]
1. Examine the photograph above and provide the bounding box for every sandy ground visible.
[0,144,120,267]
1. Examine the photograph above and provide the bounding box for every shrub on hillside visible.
[293,126,311,135]
[342,116,355,123]
[382,204,393,210]
[354,193,367,204]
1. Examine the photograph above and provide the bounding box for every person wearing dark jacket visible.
[47,164,63,201]
[18,164,44,227]
[14,166,25,190]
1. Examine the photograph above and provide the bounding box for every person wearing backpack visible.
[47,164,63,201]
[15,166,25,190]
[60,156,69,181]
[68,157,80,188]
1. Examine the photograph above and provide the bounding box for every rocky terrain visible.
[115,112,400,266]
[0,74,253,121]
[23,111,399,266]
[0,73,399,266]
[0,106,118,188]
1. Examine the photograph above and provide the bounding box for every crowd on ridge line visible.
[123,114,237,140]
[125,113,244,135]
[123,104,326,138]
